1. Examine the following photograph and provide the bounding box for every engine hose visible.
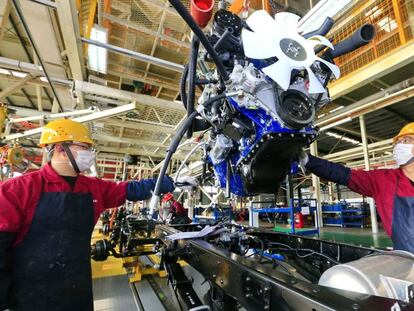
[213,28,233,51]
[149,111,200,216]
[180,63,212,133]
[149,93,228,216]
[180,64,189,110]
[187,36,200,138]
[302,17,334,39]
[167,0,229,82]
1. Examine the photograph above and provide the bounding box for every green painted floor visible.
[258,221,393,249]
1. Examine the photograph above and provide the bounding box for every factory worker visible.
[162,192,191,224]
[300,122,414,253]
[0,119,177,311]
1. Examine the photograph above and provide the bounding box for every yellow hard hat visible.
[393,122,414,143]
[39,118,94,147]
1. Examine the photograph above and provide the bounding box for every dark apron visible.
[11,178,95,311]
[392,176,414,253]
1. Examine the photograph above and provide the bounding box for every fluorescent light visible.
[326,131,361,145]
[11,71,27,78]
[329,105,344,113]
[318,116,352,131]
[0,68,10,75]
[40,77,48,82]
[88,25,108,74]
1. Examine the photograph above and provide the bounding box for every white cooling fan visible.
[241,10,340,94]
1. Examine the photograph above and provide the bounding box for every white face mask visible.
[74,149,96,172]
[393,143,414,166]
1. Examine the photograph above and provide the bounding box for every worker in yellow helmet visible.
[299,122,414,253]
[0,119,197,311]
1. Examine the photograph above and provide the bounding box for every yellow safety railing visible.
[329,0,414,78]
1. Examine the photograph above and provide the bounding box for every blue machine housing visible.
[211,96,317,197]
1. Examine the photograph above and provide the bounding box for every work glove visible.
[175,175,199,190]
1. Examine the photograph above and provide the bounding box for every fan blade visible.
[262,60,292,90]
[306,67,326,94]
[316,57,340,78]
[246,10,277,35]
[307,35,334,50]
[274,12,300,32]
[241,30,278,59]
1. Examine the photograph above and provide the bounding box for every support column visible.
[310,141,323,228]
[360,115,378,233]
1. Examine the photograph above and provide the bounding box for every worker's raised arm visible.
[126,176,175,201]
[304,154,379,197]
[95,176,175,209]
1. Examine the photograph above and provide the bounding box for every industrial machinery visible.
[130,2,414,310]
[159,224,414,310]
[91,207,162,261]
[149,0,375,213]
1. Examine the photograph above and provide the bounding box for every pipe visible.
[302,16,334,39]
[167,0,229,82]
[148,111,200,216]
[326,24,375,59]
[190,0,214,28]
[81,37,185,73]
[213,28,233,51]
[187,37,200,138]
[12,0,63,112]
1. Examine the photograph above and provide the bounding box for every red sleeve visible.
[92,178,128,209]
[347,169,382,197]
[0,178,24,233]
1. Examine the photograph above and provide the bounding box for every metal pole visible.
[310,141,323,228]
[11,0,63,112]
[359,115,379,233]
[81,37,184,73]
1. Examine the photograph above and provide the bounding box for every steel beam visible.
[103,118,175,134]
[75,80,185,111]
[11,0,63,111]
[102,13,190,49]
[310,141,323,228]
[2,102,138,141]
[55,0,86,82]
[93,133,172,148]
[360,115,378,234]
[81,37,184,73]
[0,0,12,42]
[317,78,414,128]
[0,75,33,99]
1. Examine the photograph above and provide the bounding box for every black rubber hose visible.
[180,64,189,110]
[213,28,233,51]
[179,63,211,132]
[302,17,334,39]
[167,0,229,82]
[325,24,375,59]
[187,37,200,138]
[152,94,228,198]
[151,111,200,199]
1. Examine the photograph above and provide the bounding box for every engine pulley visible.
[277,90,315,129]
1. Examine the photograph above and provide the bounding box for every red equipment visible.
[190,0,214,28]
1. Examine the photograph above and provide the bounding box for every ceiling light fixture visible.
[88,25,108,74]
